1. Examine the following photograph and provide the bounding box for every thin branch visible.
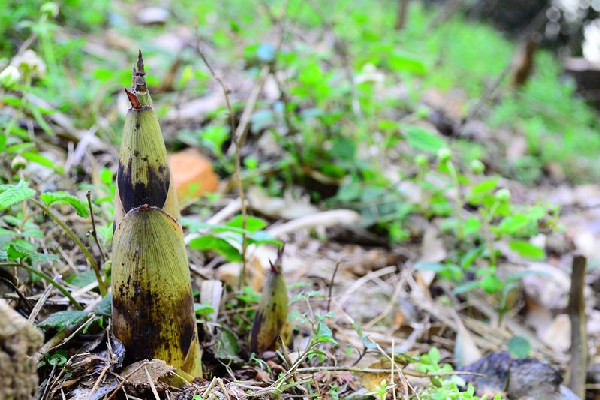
[30,198,107,296]
[327,260,341,313]
[294,366,483,378]
[0,262,82,310]
[86,191,107,263]
[568,254,587,399]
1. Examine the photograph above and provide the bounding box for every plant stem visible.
[30,198,107,295]
[0,262,83,310]
[447,160,464,240]
[86,191,106,262]
[481,199,499,267]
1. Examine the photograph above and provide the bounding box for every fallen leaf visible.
[540,314,570,353]
[169,148,219,202]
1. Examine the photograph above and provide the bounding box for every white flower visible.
[355,63,385,85]
[41,2,59,18]
[583,19,600,64]
[11,49,46,79]
[0,65,21,89]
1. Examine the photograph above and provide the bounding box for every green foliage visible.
[412,148,555,314]
[188,215,279,262]
[508,335,531,358]
[0,181,35,209]
[404,126,446,153]
[38,310,89,331]
[40,191,89,217]
[415,347,502,400]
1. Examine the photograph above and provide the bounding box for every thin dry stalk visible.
[568,254,587,399]
[86,191,107,262]
[144,368,161,400]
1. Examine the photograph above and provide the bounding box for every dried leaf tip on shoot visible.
[124,88,141,109]
[269,244,285,274]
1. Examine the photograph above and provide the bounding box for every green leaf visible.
[389,51,427,75]
[480,274,503,294]
[497,213,530,234]
[31,106,54,136]
[38,310,89,331]
[330,136,356,161]
[315,321,337,344]
[5,142,34,153]
[68,270,97,288]
[509,240,545,260]
[94,293,112,316]
[22,151,56,169]
[194,302,216,317]
[247,230,280,246]
[463,216,481,236]
[0,181,35,209]
[225,215,267,233]
[40,191,90,217]
[6,239,36,260]
[189,235,242,262]
[470,178,498,196]
[508,336,531,358]
[453,281,480,295]
[100,168,113,186]
[404,127,445,153]
[46,349,68,366]
[215,327,241,361]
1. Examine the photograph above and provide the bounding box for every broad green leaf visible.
[508,336,531,358]
[46,349,68,366]
[100,168,113,185]
[453,281,480,295]
[463,216,481,236]
[225,215,267,233]
[68,270,97,288]
[509,240,545,260]
[470,178,498,196]
[0,181,35,209]
[41,191,90,217]
[247,231,280,246]
[38,310,89,331]
[31,106,54,136]
[389,51,427,75]
[404,126,445,153]
[189,235,242,262]
[22,151,54,169]
[4,239,56,263]
[315,321,337,344]
[497,213,530,234]
[215,327,241,361]
[194,302,216,317]
[480,274,503,294]
[94,293,112,316]
[5,142,34,153]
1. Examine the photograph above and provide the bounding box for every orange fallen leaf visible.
[168,148,218,202]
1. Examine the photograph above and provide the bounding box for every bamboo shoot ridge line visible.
[112,51,202,376]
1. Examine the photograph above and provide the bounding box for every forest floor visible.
[2,1,600,399]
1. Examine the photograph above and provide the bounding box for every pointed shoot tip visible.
[137,50,145,74]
